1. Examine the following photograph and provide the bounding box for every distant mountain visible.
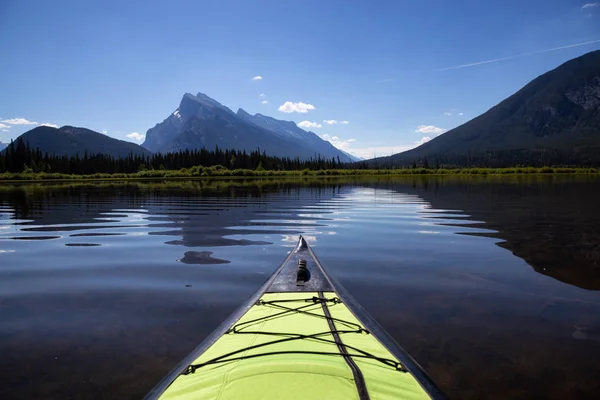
[6,126,151,158]
[0,142,7,151]
[374,50,600,167]
[340,149,363,161]
[236,109,362,162]
[143,92,357,162]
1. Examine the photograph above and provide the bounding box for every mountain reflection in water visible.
[0,176,599,400]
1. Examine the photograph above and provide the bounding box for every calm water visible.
[1,177,599,399]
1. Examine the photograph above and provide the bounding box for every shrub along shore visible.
[0,165,598,182]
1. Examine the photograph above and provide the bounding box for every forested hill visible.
[370,50,600,167]
[0,137,347,174]
[5,126,151,158]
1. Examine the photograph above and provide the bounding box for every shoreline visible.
[1,166,599,183]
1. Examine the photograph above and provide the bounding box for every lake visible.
[1,176,599,399]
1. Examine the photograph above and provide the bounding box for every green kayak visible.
[145,236,446,400]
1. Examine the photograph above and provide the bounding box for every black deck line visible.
[320,290,370,400]
[306,240,448,399]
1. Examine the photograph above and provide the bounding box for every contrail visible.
[440,39,600,71]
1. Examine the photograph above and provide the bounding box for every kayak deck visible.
[147,237,444,399]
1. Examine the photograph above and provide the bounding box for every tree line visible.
[0,137,360,174]
[3,137,597,175]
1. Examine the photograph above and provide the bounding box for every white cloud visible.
[126,132,145,142]
[582,3,598,8]
[259,93,266,97]
[261,100,268,104]
[413,125,447,147]
[0,123,10,129]
[459,112,464,116]
[40,123,59,128]
[415,136,433,146]
[323,120,338,125]
[298,120,322,129]
[1,118,38,125]
[102,129,108,134]
[340,120,349,124]
[320,134,358,152]
[350,144,414,159]
[376,78,396,83]
[252,76,263,80]
[319,133,440,159]
[443,112,452,116]
[278,101,316,113]
[415,125,447,135]
[1,129,9,132]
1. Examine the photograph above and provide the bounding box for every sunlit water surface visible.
[1,177,599,399]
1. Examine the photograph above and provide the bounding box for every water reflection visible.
[0,177,599,400]
[361,176,600,290]
[178,251,231,265]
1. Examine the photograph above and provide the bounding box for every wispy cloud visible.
[414,125,447,147]
[102,129,108,134]
[443,112,453,116]
[252,76,263,80]
[278,101,316,113]
[40,123,59,128]
[1,117,38,125]
[298,120,322,129]
[440,39,600,71]
[322,119,350,125]
[376,78,396,83]
[320,134,356,152]
[320,135,413,159]
[352,144,414,159]
[261,100,268,104]
[415,125,447,135]
[126,132,145,142]
[0,123,10,129]
[1,129,9,132]
[415,136,433,146]
[441,55,517,71]
[259,93,266,97]
[582,3,599,8]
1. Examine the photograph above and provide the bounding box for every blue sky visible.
[1,0,599,158]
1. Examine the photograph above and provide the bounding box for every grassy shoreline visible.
[0,166,599,183]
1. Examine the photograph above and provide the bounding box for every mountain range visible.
[4,51,600,165]
[142,92,358,162]
[4,126,151,158]
[3,94,356,161]
[375,50,600,166]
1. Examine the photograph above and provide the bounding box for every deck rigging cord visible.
[183,296,407,375]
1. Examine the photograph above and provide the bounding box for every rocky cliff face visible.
[565,76,600,110]
[142,92,357,161]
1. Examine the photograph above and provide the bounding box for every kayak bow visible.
[145,236,446,400]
